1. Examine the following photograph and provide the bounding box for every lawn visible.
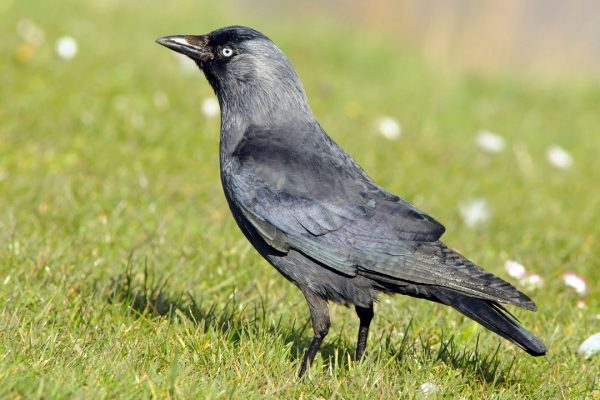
[0,0,598,398]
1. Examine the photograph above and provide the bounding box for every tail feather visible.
[434,289,547,356]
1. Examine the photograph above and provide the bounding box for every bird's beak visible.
[155,35,213,63]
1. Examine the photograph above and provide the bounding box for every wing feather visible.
[224,124,533,307]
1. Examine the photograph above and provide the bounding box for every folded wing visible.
[225,124,534,309]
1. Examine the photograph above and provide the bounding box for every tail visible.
[434,289,547,356]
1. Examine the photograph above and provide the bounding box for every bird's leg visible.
[298,290,330,378]
[355,303,374,361]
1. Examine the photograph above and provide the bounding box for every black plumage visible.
[156,26,547,376]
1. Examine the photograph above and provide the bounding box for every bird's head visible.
[156,26,311,122]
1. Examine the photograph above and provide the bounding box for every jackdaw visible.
[156,26,547,377]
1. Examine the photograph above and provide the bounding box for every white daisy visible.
[201,97,220,118]
[55,36,78,60]
[546,145,573,169]
[476,130,505,154]
[578,333,600,358]
[420,382,440,395]
[504,260,526,279]
[458,198,491,228]
[375,116,402,140]
[562,272,587,296]
[519,273,544,289]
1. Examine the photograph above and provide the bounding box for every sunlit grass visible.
[0,1,598,398]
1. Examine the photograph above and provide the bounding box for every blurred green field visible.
[1,1,599,398]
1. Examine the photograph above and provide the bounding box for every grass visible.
[1,0,599,398]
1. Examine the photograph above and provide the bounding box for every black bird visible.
[156,26,547,376]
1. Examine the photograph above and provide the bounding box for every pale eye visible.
[221,47,233,57]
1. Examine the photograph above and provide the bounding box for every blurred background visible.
[242,0,600,79]
[6,0,600,79]
[239,0,600,77]
[0,0,598,397]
